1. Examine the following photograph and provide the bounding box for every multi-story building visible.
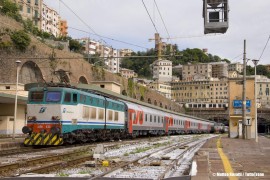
[228,62,243,73]
[257,75,270,108]
[41,3,60,37]
[59,20,68,37]
[210,62,228,78]
[106,49,120,73]
[171,77,228,106]
[182,63,212,81]
[152,59,172,82]
[14,0,43,29]
[120,68,138,79]
[120,49,133,57]
[148,81,171,99]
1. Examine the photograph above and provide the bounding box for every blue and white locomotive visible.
[22,86,214,145]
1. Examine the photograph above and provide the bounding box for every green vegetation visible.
[10,30,30,51]
[0,0,22,22]
[246,65,270,78]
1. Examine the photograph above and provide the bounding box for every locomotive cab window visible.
[64,92,71,102]
[30,91,44,102]
[46,91,61,102]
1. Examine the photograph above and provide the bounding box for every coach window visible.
[83,106,89,119]
[73,93,78,103]
[158,116,160,123]
[108,110,113,121]
[162,117,164,123]
[90,107,97,119]
[64,92,71,102]
[145,114,148,122]
[154,116,156,123]
[150,115,152,122]
[98,109,104,120]
[114,112,119,121]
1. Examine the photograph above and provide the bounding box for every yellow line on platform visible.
[217,137,238,180]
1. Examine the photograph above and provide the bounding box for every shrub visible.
[10,30,31,51]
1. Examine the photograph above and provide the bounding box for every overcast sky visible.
[44,0,270,65]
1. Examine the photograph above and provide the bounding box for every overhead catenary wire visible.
[58,0,107,44]
[154,0,171,41]
[258,35,270,60]
[69,27,148,50]
[142,0,159,33]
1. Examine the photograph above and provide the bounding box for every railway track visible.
[0,136,169,177]
[93,135,214,179]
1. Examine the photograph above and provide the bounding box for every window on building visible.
[35,0,38,5]
[27,7,31,13]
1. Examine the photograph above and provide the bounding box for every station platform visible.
[0,137,24,150]
[193,135,270,180]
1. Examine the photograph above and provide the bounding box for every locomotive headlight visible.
[22,126,32,134]
[52,116,60,120]
[27,116,37,120]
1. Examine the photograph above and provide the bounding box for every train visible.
[22,86,214,146]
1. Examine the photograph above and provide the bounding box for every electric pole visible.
[242,39,247,139]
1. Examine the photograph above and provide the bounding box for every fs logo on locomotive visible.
[39,107,47,113]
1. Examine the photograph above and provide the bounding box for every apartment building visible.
[257,75,270,108]
[152,59,172,82]
[210,62,228,78]
[171,77,228,105]
[120,68,138,79]
[228,62,243,73]
[41,3,60,37]
[182,63,212,81]
[106,49,120,73]
[120,49,133,57]
[59,20,68,37]
[148,81,171,99]
[15,0,43,29]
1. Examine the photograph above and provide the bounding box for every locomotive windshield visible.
[46,91,62,102]
[29,91,44,102]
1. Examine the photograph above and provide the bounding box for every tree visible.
[10,30,31,51]
[69,39,82,52]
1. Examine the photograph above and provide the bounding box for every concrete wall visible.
[0,104,26,134]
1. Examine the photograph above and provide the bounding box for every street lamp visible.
[252,59,259,143]
[13,60,21,140]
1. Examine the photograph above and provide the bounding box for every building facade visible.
[182,63,212,81]
[171,77,228,105]
[152,59,172,82]
[41,3,60,37]
[120,68,138,79]
[228,62,243,73]
[148,82,171,99]
[15,0,43,29]
[257,75,270,108]
[210,62,228,78]
[59,20,68,37]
